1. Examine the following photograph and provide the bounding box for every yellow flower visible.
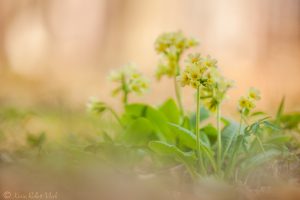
[238,97,248,109]
[186,38,199,48]
[185,53,201,65]
[128,76,149,95]
[108,71,122,82]
[238,96,255,111]
[190,80,200,89]
[109,63,149,96]
[179,72,191,87]
[189,67,201,81]
[155,31,198,80]
[248,87,261,100]
[203,55,217,68]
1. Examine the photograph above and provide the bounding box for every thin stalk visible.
[121,74,129,106]
[174,76,184,116]
[108,107,123,127]
[174,58,184,117]
[196,87,201,159]
[123,91,128,106]
[238,114,243,136]
[196,86,205,174]
[217,104,222,174]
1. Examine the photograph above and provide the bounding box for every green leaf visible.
[276,97,285,120]
[240,149,282,172]
[159,98,180,124]
[279,113,300,129]
[201,123,218,142]
[149,141,197,176]
[122,118,156,146]
[190,106,210,128]
[200,106,210,121]
[168,123,196,149]
[263,120,281,131]
[221,120,240,158]
[168,123,211,150]
[250,111,266,117]
[182,116,191,130]
[122,104,174,143]
[199,131,211,147]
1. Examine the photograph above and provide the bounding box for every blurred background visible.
[0,0,299,113]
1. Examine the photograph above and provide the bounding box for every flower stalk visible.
[195,86,206,174]
[174,75,184,117]
[108,63,149,106]
[216,104,222,174]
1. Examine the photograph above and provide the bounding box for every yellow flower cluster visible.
[238,87,261,114]
[179,53,233,111]
[179,53,218,88]
[155,31,198,55]
[155,31,198,80]
[108,64,149,96]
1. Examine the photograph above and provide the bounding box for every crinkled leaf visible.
[168,123,196,149]
[159,98,180,124]
[276,97,285,120]
[122,118,156,146]
[149,141,197,175]
[168,123,210,150]
[122,104,174,143]
[221,120,239,158]
[201,123,218,142]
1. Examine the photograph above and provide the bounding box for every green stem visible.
[108,108,123,127]
[238,114,243,136]
[174,57,184,117]
[196,86,205,174]
[217,104,222,174]
[123,91,128,106]
[121,74,129,106]
[174,76,184,116]
[196,87,201,158]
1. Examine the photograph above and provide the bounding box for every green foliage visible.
[158,98,180,124]
[83,28,296,183]
[221,119,240,159]
[1,31,297,187]
[121,118,156,146]
[122,103,175,143]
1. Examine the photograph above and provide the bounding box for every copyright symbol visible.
[2,191,11,199]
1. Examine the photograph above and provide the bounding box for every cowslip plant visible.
[155,31,198,116]
[179,53,233,174]
[224,88,262,178]
[108,63,149,106]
